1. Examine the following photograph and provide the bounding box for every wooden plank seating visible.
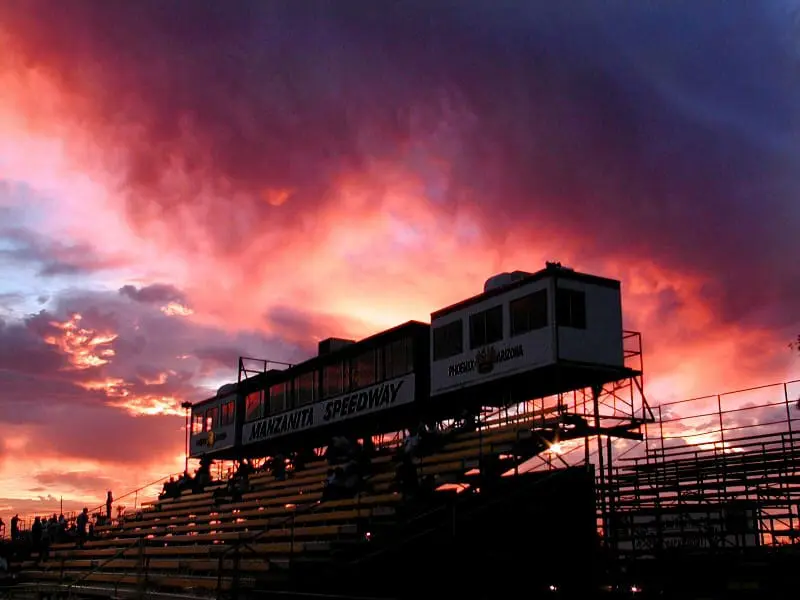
[108,499,398,541]
[134,489,322,521]
[149,490,214,507]
[99,427,524,538]
[141,497,214,515]
[109,506,396,539]
[115,490,392,532]
[81,523,357,548]
[20,557,273,573]
[114,425,525,526]
[247,469,327,491]
[221,490,322,510]
[19,569,244,591]
[14,420,546,599]
[43,540,332,561]
[107,434,517,537]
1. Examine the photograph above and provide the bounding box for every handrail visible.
[64,537,142,598]
[210,464,395,597]
[16,472,184,535]
[91,471,184,518]
[221,496,323,560]
[212,485,337,596]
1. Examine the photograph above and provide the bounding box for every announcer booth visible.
[429,263,637,411]
[189,384,239,459]
[239,321,430,457]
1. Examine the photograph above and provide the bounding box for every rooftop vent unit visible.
[545,261,574,272]
[318,337,355,356]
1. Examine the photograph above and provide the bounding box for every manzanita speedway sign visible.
[243,374,415,443]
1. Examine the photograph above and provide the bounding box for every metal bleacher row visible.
[13,421,536,597]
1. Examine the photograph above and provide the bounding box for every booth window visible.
[384,337,413,380]
[220,401,235,426]
[351,350,376,390]
[433,321,463,361]
[192,413,204,435]
[245,390,264,422]
[204,407,218,431]
[556,288,587,329]
[510,290,549,336]
[270,382,287,413]
[470,305,503,349]
[323,362,343,398]
[296,371,317,406]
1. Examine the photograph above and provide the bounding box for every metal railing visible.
[65,537,143,599]
[607,378,800,554]
[213,497,323,599]
[12,472,182,537]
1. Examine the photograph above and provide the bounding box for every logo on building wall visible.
[475,346,497,374]
[194,430,228,449]
[448,344,525,378]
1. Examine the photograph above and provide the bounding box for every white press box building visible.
[429,264,629,407]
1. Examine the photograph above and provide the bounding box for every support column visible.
[592,384,608,545]
[181,401,192,473]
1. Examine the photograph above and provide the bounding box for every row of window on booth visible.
[432,288,586,361]
[244,336,415,422]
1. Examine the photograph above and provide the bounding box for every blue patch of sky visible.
[0,182,128,321]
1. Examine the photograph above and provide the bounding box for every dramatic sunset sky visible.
[0,1,798,520]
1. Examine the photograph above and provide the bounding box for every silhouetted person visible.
[481,454,504,491]
[76,508,89,548]
[39,517,55,563]
[10,515,18,541]
[458,409,478,433]
[293,447,316,472]
[106,491,113,523]
[326,436,356,465]
[193,457,212,492]
[31,517,42,557]
[270,453,287,481]
[396,455,419,497]
[58,514,67,541]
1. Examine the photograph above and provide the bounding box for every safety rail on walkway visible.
[8,472,183,539]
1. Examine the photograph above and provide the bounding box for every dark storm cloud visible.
[1,1,798,330]
[0,287,304,427]
[119,283,185,305]
[35,470,114,493]
[0,228,122,276]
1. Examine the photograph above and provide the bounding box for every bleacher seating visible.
[10,419,542,598]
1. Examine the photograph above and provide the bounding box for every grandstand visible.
[13,378,800,597]
[3,413,599,599]
[4,376,800,598]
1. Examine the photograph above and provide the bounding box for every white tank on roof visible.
[217,383,236,397]
[483,270,533,293]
